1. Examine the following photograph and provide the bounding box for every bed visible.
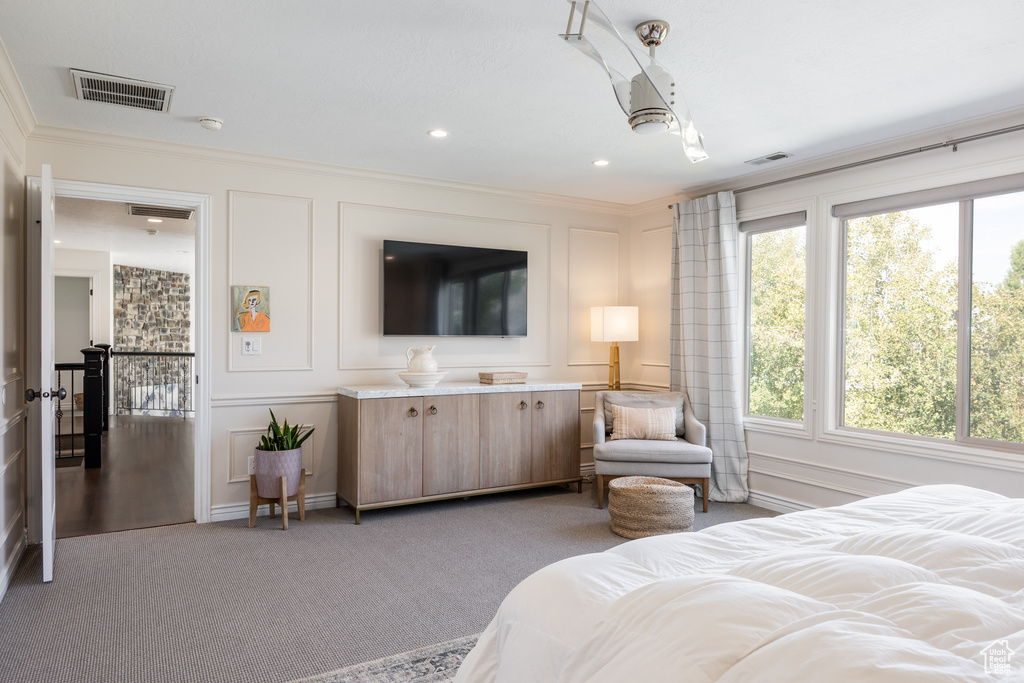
[455,485,1024,682]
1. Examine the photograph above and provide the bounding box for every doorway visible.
[54,196,198,536]
[27,178,211,548]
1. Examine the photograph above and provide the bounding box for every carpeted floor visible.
[0,483,777,683]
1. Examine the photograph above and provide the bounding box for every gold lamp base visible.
[608,341,621,390]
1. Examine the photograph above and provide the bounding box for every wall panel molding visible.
[227,191,315,372]
[0,508,26,604]
[748,450,917,493]
[212,391,338,408]
[338,202,552,370]
[567,228,620,366]
[640,226,672,367]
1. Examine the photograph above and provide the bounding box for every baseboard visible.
[580,463,595,478]
[209,492,339,523]
[0,529,27,605]
[746,490,814,514]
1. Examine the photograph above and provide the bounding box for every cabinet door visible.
[423,394,480,496]
[479,392,531,488]
[359,397,423,505]
[531,390,580,482]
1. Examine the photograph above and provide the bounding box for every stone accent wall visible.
[114,265,191,351]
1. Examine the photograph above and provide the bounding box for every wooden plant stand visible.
[248,470,306,529]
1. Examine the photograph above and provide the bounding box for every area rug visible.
[287,634,479,683]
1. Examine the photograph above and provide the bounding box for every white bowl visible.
[397,371,447,388]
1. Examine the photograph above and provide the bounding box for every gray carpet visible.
[0,483,776,683]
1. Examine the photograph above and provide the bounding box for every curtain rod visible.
[668,121,1024,207]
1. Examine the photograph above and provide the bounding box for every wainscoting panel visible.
[567,228,620,366]
[227,427,315,484]
[227,191,314,372]
[0,407,25,604]
[338,203,552,370]
[640,226,671,367]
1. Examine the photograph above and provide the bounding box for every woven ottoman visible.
[608,476,695,539]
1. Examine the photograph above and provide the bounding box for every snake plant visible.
[258,409,314,451]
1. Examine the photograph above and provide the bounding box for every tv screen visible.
[383,240,528,336]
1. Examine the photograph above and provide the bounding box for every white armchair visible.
[593,391,712,512]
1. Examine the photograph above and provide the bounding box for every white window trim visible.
[738,202,814,437]
[825,180,1024,459]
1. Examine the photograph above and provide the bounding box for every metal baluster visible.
[55,368,64,458]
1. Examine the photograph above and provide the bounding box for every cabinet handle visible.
[429,405,437,415]
[519,400,528,410]
[409,407,419,417]
[536,400,545,409]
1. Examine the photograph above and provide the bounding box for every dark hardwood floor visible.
[56,415,194,538]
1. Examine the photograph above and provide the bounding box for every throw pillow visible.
[608,404,677,441]
[603,392,686,437]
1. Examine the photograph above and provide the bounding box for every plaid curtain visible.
[670,191,749,502]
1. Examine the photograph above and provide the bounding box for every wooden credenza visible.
[337,382,581,523]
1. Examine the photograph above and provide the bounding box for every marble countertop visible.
[337,381,582,399]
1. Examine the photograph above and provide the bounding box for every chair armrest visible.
[593,392,607,445]
[682,401,707,447]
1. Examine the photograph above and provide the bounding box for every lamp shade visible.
[591,306,639,343]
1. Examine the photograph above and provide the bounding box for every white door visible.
[26,164,57,582]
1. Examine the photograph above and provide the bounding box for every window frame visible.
[832,177,1024,455]
[740,210,811,435]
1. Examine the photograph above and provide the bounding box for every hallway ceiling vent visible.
[70,69,174,113]
[126,204,194,220]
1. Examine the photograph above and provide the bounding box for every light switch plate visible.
[242,337,262,356]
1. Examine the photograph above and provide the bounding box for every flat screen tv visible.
[383,240,528,337]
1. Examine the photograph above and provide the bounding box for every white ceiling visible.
[3,1,1024,205]
[55,197,195,276]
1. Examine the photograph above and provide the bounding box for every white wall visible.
[26,127,632,518]
[0,44,30,602]
[54,248,112,351]
[53,276,92,363]
[628,111,1024,512]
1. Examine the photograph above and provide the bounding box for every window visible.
[742,212,807,421]
[836,179,1024,448]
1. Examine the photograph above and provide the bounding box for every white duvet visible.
[455,485,1024,682]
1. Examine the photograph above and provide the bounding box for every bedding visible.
[455,485,1024,682]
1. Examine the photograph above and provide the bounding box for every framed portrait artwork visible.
[232,285,271,332]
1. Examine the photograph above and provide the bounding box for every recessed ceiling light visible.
[593,159,610,166]
[428,129,449,138]
[147,218,163,223]
[53,240,61,244]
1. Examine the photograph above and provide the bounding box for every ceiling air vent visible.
[126,204,194,221]
[745,151,792,166]
[70,69,174,113]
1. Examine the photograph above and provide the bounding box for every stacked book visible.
[478,372,528,385]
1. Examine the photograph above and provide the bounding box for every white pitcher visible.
[406,345,438,373]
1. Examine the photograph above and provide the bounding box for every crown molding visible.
[0,39,36,142]
[686,106,1024,198]
[27,124,635,216]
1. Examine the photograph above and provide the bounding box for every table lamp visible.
[591,306,639,390]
